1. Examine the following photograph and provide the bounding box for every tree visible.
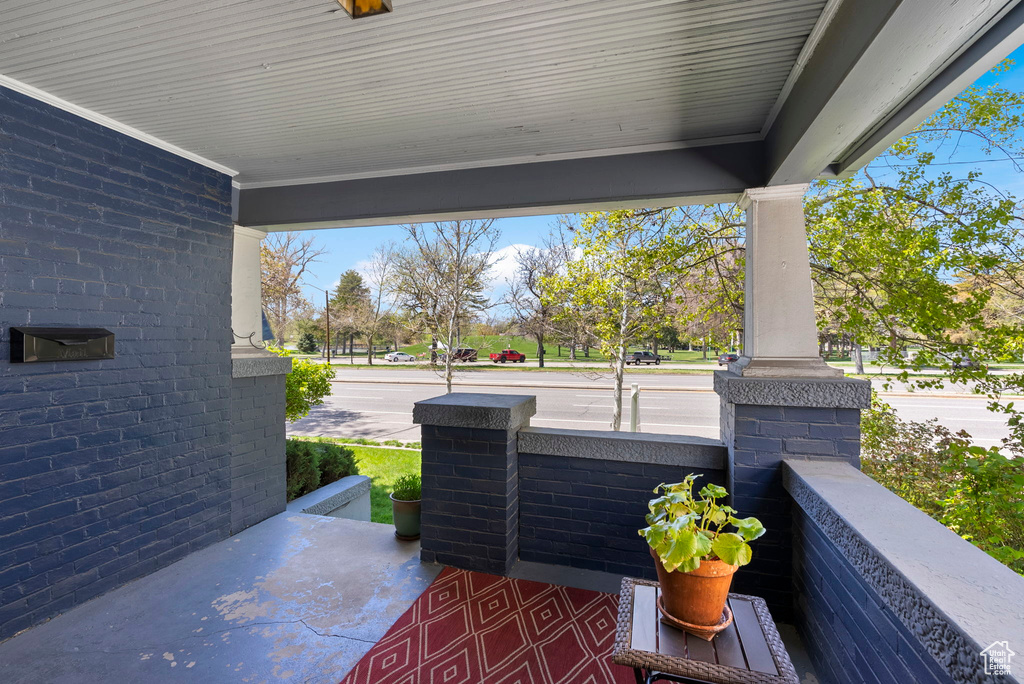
[296,332,318,353]
[293,317,323,347]
[328,269,370,355]
[506,231,572,367]
[333,270,370,308]
[391,220,500,393]
[261,232,326,344]
[669,62,1024,457]
[359,244,398,365]
[803,71,1024,390]
[542,209,704,430]
[672,217,744,360]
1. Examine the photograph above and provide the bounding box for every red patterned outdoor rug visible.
[341,566,635,684]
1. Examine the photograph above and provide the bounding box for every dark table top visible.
[612,577,799,684]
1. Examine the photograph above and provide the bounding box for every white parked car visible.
[384,351,416,363]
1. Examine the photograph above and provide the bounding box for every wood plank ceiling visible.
[0,0,827,185]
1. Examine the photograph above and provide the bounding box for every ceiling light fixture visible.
[337,0,392,19]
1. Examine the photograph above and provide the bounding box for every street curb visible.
[330,378,712,393]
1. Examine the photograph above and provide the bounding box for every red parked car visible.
[489,349,526,363]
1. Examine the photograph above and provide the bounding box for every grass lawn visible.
[346,445,421,524]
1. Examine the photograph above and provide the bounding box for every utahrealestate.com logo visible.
[981,641,1015,676]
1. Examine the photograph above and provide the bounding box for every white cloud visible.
[487,244,533,287]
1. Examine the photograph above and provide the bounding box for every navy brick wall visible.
[230,375,287,535]
[518,454,726,579]
[727,404,860,619]
[0,86,234,640]
[793,509,953,684]
[420,425,519,575]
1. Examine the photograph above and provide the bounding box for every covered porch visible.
[3,1,1024,682]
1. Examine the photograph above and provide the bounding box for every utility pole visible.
[325,290,331,365]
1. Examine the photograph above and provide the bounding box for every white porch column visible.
[231,225,267,351]
[734,184,841,378]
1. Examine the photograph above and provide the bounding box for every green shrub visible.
[318,442,358,485]
[391,473,421,501]
[286,440,321,500]
[860,399,965,518]
[861,397,1024,574]
[268,347,336,422]
[939,447,1024,571]
[286,439,360,501]
[296,332,319,354]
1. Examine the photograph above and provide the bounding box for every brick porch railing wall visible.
[229,371,288,535]
[413,395,728,579]
[414,395,534,575]
[715,371,870,620]
[785,461,1024,684]
[517,428,726,578]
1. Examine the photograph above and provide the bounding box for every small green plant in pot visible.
[639,475,765,639]
[390,473,422,541]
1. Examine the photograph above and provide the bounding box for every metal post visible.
[325,290,331,365]
[630,383,640,432]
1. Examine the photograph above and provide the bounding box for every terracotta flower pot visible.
[390,494,421,541]
[650,546,738,626]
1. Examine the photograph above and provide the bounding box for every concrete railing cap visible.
[785,460,1024,682]
[413,393,537,431]
[714,370,870,408]
[231,349,293,378]
[287,475,371,517]
[518,426,726,470]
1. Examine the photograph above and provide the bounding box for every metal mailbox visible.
[10,327,115,363]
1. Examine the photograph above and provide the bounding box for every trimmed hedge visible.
[286,439,359,501]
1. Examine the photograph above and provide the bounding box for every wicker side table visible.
[612,577,799,684]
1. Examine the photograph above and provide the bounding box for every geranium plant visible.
[639,475,766,572]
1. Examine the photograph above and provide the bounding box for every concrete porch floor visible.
[0,511,817,684]
[0,513,442,684]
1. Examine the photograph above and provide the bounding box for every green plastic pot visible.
[390,494,421,541]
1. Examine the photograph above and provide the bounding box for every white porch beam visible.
[734,185,841,379]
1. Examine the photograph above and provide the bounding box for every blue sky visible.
[298,46,1024,303]
[299,215,557,301]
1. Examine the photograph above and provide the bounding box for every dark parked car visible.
[628,351,660,366]
[440,347,478,362]
[718,352,739,366]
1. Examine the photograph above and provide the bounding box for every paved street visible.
[288,369,1011,447]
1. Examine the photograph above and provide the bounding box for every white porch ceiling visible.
[0,0,826,186]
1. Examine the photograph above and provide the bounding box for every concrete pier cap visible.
[413,393,537,431]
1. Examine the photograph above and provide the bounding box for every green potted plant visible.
[638,475,765,638]
[390,473,422,541]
